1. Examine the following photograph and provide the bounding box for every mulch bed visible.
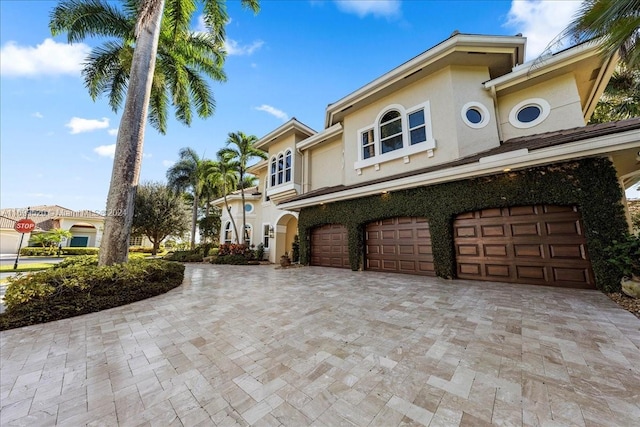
[607,293,640,319]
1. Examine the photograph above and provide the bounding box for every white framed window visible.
[269,149,294,187]
[262,223,270,248]
[244,203,254,214]
[461,101,490,129]
[223,222,233,244]
[129,236,143,246]
[244,224,252,246]
[355,101,435,170]
[508,98,550,129]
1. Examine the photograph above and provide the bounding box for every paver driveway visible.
[1,264,639,426]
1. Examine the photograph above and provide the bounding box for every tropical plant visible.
[166,148,210,249]
[589,64,640,123]
[563,0,640,69]
[50,0,260,265]
[29,233,55,248]
[207,151,240,242]
[131,181,190,255]
[218,131,266,244]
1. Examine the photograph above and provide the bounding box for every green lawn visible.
[0,263,56,273]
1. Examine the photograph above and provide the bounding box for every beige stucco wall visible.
[449,66,501,157]
[497,73,585,141]
[0,230,30,254]
[341,67,498,186]
[308,137,343,191]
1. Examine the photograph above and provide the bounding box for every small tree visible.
[132,181,190,255]
[198,206,221,244]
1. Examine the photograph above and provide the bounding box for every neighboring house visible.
[228,32,638,290]
[0,205,105,249]
[0,215,37,254]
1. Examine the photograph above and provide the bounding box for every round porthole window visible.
[461,102,490,129]
[509,98,550,129]
[244,203,254,213]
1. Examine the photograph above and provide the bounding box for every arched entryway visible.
[273,213,298,262]
[68,223,98,247]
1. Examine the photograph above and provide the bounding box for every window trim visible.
[508,98,550,129]
[223,221,233,244]
[262,223,270,249]
[269,149,294,188]
[244,202,254,214]
[355,101,435,170]
[461,101,490,129]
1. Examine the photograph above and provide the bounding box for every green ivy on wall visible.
[298,157,628,292]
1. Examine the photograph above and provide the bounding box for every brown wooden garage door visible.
[366,217,435,276]
[310,224,350,268]
[454,205,595,288]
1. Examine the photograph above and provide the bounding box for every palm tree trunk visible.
[240,170,248,245]
[98,0,165,266]
[190,191,198,250]
[223,193,239,243]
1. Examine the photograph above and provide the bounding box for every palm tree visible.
[207,151,240,243]
[218,131,266,245]
[50,0,259,265]
[166,147,209,249]
[563,0,640,69]
[590,64,640,123]
[50,0,226,134]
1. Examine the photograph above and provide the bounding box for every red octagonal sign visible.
[14,218,36,233]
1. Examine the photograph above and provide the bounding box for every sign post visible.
[13,208,34,270]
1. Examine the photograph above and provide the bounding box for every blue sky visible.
[1,0,637,212]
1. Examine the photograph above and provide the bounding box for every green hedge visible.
[298,158,628,292]
[0,258,185,330]
[163,250,204,262]
[19,247,100,256]
[128,246,164,253]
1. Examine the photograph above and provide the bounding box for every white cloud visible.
[162,160,175,167]
[32,112,43,119]
[224,39,264,56]
[255,104,289,122]
[107,128,118,136]
[505,0,583,60]
[0,38,90,77]
[94,144,116,158]
[334,0,401,18]
[66,117,110,134]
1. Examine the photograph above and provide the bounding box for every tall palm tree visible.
[563,0,640,69]
[218,131,266,245]
[50,0,259,265]
[166,147,209,249]
[207,151,240,243]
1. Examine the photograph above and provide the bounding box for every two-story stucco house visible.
[217,33,639,290]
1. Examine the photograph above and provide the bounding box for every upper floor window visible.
[270,149,293,187]
[356,102,434,169]
[408,109,426,145]
[508,98,550,129]
[380,110,403,154]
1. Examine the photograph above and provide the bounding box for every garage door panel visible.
[310,224,349,269]
[366,217,435,276]
[455,205,595,288]
[549,244,585,259]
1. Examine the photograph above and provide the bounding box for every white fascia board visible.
[483,41,599,91]
[297,123,343,151]
[254,119,317,150]
[279,129,639,211]
[326,34,525,127]
[247,159,268,174]
[211,193,261,207]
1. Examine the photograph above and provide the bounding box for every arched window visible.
[379,110,403,154]
[270,157,277,186]
[224,222,233,244]
[284,150,292,182]
[277,154,284,184]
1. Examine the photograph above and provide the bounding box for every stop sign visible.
[14,218,36,233]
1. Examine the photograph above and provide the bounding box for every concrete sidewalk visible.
[1,264,639,426]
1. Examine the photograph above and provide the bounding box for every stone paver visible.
[1,264,639,426]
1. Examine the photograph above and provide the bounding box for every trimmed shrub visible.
[62,247,99,256]
[211,255,251,265]
[0,258,184,330]
[20,247,57,256]
[163,251,204,262]
[128,246,164,254]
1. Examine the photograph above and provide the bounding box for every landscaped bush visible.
[163,250,204,262]
[605,234,640,279]
[0,258,185,330]
[211,254,252,265]
[62,247,100,255]
[20,247,100,256]
[128,246,164,254]
[213,243,258,265]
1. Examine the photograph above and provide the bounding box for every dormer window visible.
[269,149,293,187]
[355,102,435,171]
[380,110,403,154]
